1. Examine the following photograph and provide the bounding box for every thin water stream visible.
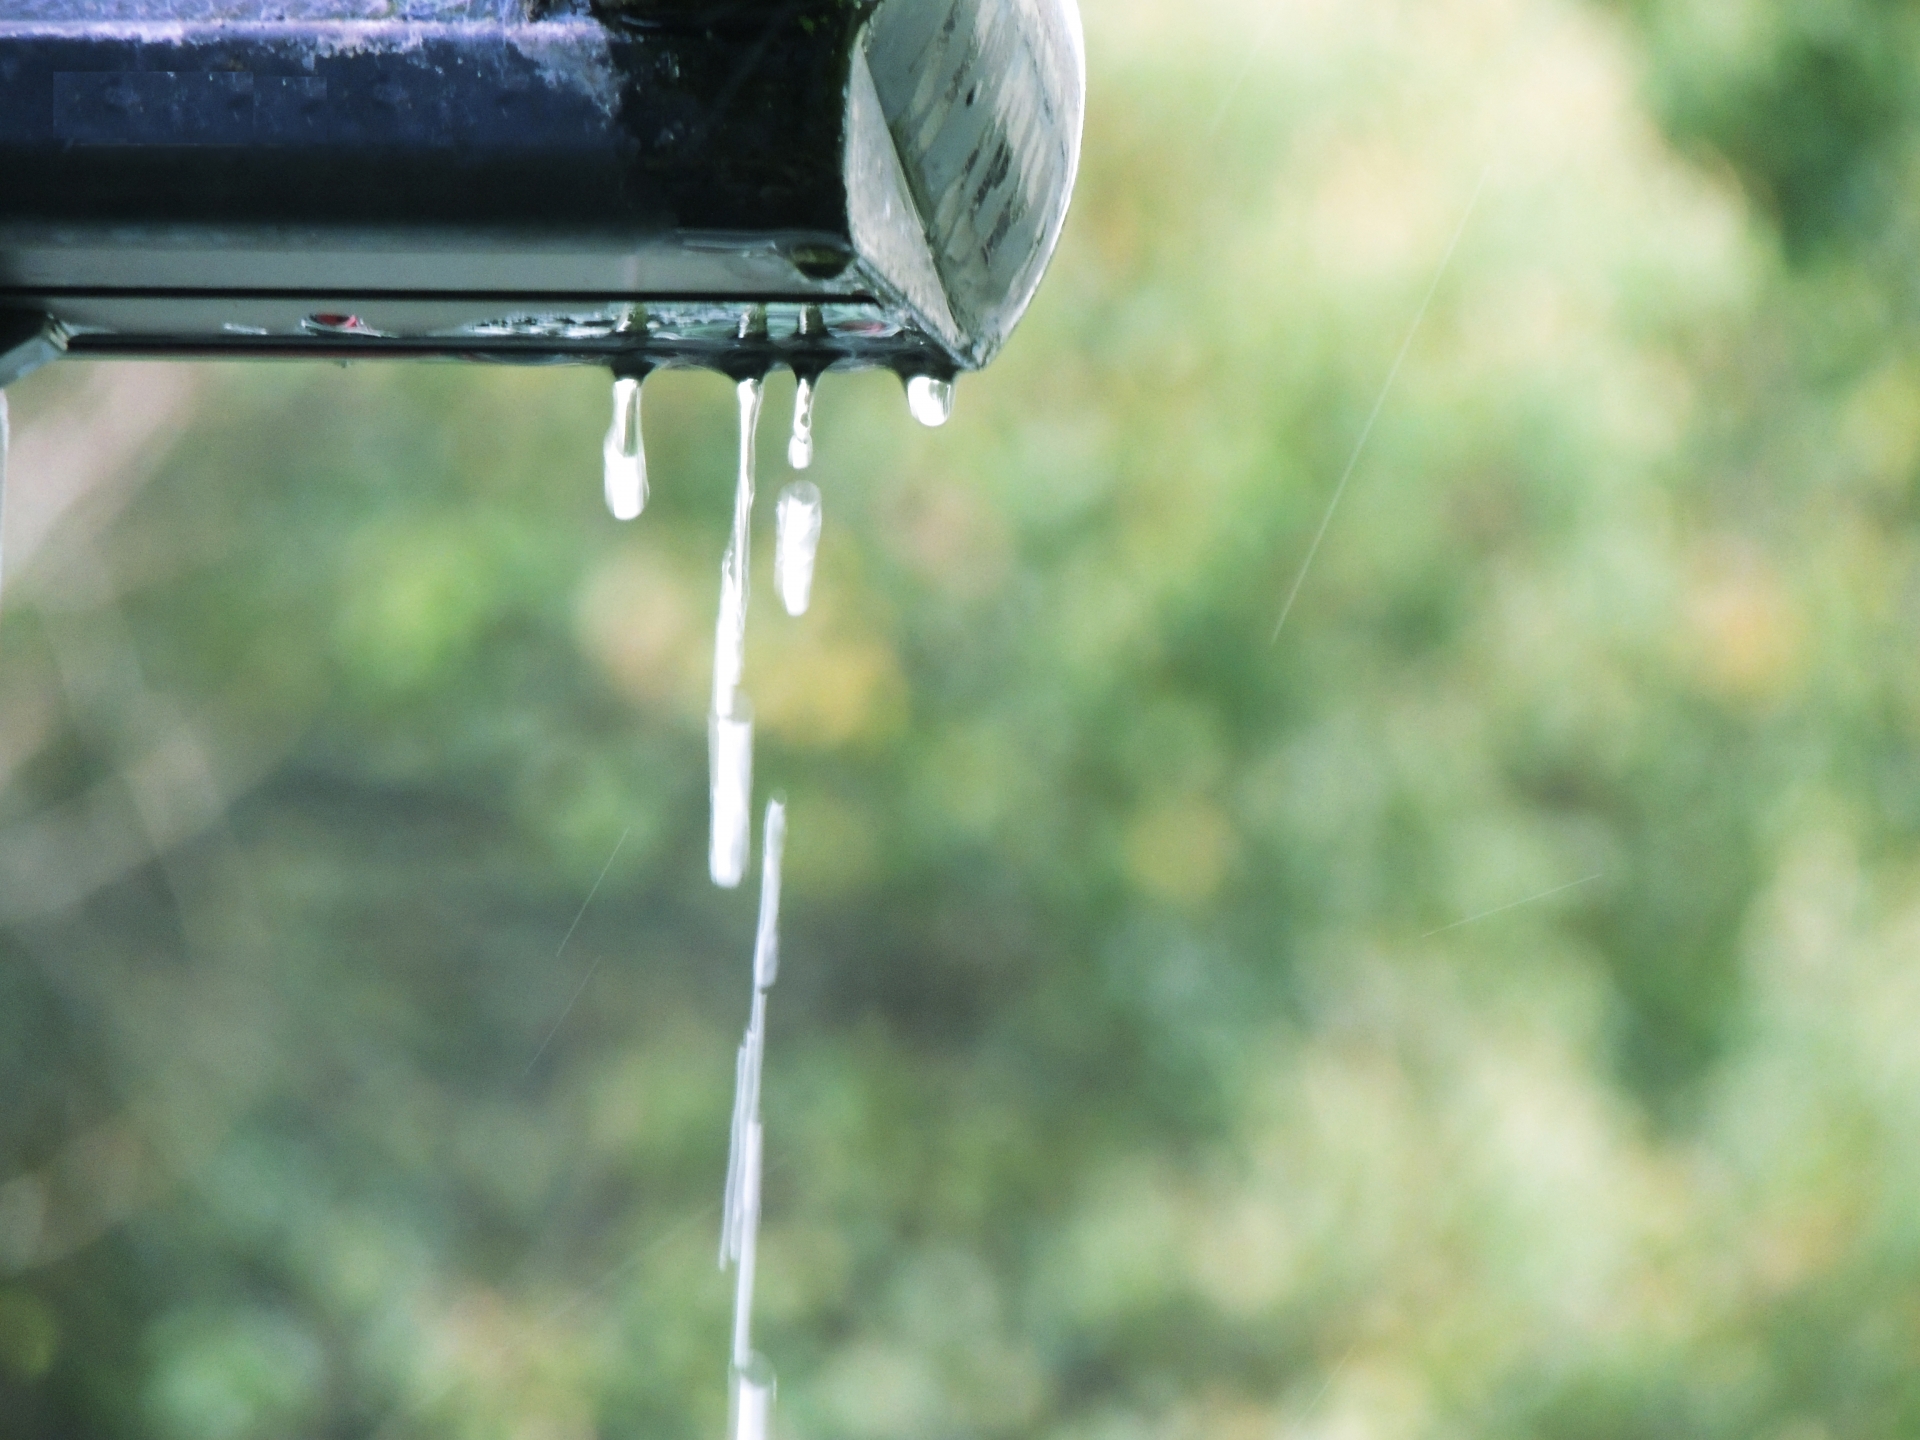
[721,798,785,1440]
[589,362,955,1430]
[709,377,763,888]
[0,353,957,1438]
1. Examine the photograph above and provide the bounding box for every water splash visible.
[720,799,787,1440]
[709,377,764,887]
[787,375,816,470]
[602,375,647,520]
[906,374,954,427]
[774,482,823,618]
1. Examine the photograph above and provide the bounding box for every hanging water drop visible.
[787,375,815,469]
[602,374,647,520]
[774,482,822,618]
[906,373,954,427]
[709,376,764,887]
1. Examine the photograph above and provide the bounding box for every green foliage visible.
[1622,0,1920,259]
[8,0,1920,1436]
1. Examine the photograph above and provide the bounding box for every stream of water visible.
[595,363,956,1436]
[720,796,785,1440]
[708,378,764,888]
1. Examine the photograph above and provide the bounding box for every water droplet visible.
[787,375,815,469]
[709,700,754,889]
[906,373,954,427]
[602,375,647,520]
[774,483,823,617]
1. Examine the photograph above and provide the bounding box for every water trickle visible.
[602,375,647,520]
[721,798,785,1267]
[787,375,816,470]
[774,482,823,618]
[906,374,954,427]
[713,378,763,709]
[753,798,786,988]
[719,800,787,1438]
[709,377,764,887]
[709,700,754,889]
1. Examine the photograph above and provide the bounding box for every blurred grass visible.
[9,0,1920,1436]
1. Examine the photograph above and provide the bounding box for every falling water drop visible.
[753,797,786,989]
[774,482,823,618]
[709,700,754,889]
[709,377,764,887]
[602,374,647,520]
[906,373,954,427]
[787,375,815,470]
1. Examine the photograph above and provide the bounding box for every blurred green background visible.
[9,0,1920,1435]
